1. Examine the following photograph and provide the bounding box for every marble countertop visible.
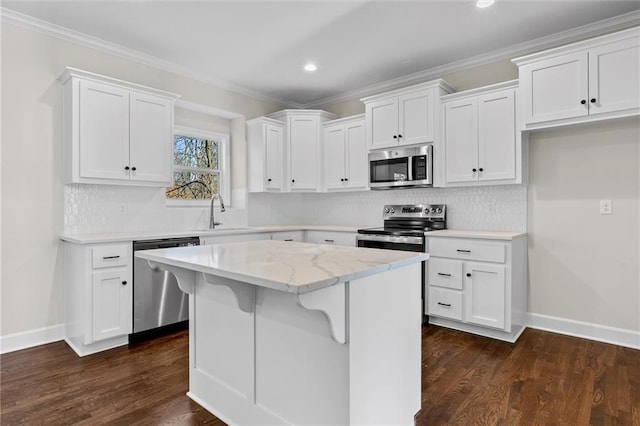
[135,240,428,294]
[427,230,527,240]
[60,225,363,244]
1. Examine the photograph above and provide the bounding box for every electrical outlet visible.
[599,200,612,215]
[118,203,127,214]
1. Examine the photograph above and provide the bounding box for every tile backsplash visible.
[250,185,527,231]
[63,184,247,235]
[65,184,526,235]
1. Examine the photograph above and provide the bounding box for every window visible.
[166,126,229,206]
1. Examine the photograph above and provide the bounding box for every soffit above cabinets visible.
[2,1,639,107]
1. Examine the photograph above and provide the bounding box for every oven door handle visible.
[356,234,424,245]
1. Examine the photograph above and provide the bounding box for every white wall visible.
[0,22,283,337]
[528,118,640,332]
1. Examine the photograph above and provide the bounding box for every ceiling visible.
[3,1,640,107]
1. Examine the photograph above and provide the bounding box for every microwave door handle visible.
[407,156,414,181]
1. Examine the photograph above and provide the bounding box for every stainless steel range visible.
[357,204,447,324]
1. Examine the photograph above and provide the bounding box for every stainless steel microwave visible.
[369,145,433,190]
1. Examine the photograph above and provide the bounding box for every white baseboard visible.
[0,324,65,355]
[528,313,640,350]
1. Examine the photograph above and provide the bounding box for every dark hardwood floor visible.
[1,326,638,425]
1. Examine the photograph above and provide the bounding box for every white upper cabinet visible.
[323,115,367,191]
[289,115,319,190]
[267,110,338,192]
[362,80,454,150]
[442,81,523,186]
[514,26,640,130]
[129,92,173,183]
[247,117,284,192]
[78,80,130,181]
[60,67,179,186]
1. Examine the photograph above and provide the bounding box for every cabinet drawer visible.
[428,287,463,321]
[428,258,463,290]
[306,231,356,247]
[92,244,130,269]
[429,238,505,263]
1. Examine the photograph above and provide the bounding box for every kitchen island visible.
[135,239,427,425]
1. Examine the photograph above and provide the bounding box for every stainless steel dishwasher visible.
[132,236,200,339]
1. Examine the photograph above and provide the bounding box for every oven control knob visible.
[424,208,430,214]
[384,208,390,213]
[430,208,437,213]
[390,208,395,214]
[436,208,443,214]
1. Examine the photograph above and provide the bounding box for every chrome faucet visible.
[209,194,226,229]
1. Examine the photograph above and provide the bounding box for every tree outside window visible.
[166,126,229,205]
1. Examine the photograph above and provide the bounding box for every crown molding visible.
[2,7,638,110]
[305,10,640,108]
[0,7,298,108]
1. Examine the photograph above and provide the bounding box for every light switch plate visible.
[600,200,612,215]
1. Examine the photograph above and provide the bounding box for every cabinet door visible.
[79,80,130,180]
[289,116,318,190]
[91,269,132,342]
[265,123,283,190]
[366,98,399,149]
[344,120,367,189]
[398,89,434,146]
[478,89,516,182]
[324,124,347,190]
[129,93,173,184]
[445,98,478,183]
[521,52,588,124]
[589,38,640,115]
[464,262,506,330]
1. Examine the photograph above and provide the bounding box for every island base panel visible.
[187,264,421,425]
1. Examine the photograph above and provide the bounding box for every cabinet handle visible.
[324,239,334,243]
[580,99,586,105]
[283,239,294,242]
[590,98,597,103]
[131,167,137,171]
[466,273,472,277]
[472,168,477,172]
[456,249,471,253]
[479,167,484,172]
[121,281,127,286]
[344,178,348,181]
[124,166,130,171]
[393,135,398,139]
[437,302,451,307]
[437,272,451,277]
[267,178,272,182]
[340,178,344,182]
[291,179,295,183]
[102,255,120,260]
[398,134,403,138]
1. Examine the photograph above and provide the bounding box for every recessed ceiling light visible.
[476,0,495,8]
[304,63,317,72]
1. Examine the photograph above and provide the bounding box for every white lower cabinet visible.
[305,230,355,246]
[270,231,305,242]
[91,269,132,341]
[64,242,133,356]
[200,232,270,245]
[426,235,527,342]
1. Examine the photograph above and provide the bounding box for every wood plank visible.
[1,326,638,425]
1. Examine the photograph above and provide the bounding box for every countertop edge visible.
[427,230,527,241]
[135,246,428,294]
[60,225,364,244]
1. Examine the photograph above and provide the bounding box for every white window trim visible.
[166,125,231,208]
